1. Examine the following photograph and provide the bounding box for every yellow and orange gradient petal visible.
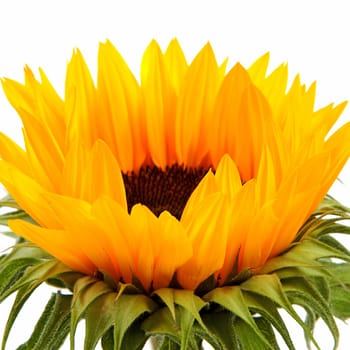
[1,39,350,292]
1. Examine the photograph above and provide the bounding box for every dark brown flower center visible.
[122,164,209,220]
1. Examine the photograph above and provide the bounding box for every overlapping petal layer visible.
[1,39,349,291]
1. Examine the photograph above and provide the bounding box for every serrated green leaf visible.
[17,292,72,350]
[84,292,117,350]
[113,293,157,350]
[1,284,37,350]
[70,277,113,349]
[203,286,272,349]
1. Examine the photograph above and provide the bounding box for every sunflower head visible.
[1,39,350,349]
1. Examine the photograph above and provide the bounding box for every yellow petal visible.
[97,41,145,171]
[141,40,176,168]
[176,43,224,166]
[65,49,97,146]
[164,38,188,94]
[81,140,127,208]
[177,193,229,290]
[10,220,95,275]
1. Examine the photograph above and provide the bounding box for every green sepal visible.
[326,263,350,319]
[101,327,114,350]
[153,288,208,349]
[203,286,272,349]
[0,194,21,209]
[0,210,34,226]
[154,289,207,326]
[237,316,279,350]
[117,317,149,350]
[0,257,39,299]
[200,310,238,350]
[113,293,157,350]
[142,306,181,344]
[84,292,117,350]
[151,336,181,350]
[16,292,72,350]
[70,276,113,349]
[142,306,201,350]
[0,260,72,302]
[282,276,339,349]
[242,291,295,350]
[241,274,319,349]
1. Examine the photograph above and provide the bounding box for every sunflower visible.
[1,39,350,349]
[0,39,349,291]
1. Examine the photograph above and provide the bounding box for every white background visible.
[1,0,350,349]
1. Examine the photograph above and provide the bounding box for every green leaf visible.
[173,290,207,330]
[142,307,181,344]
[255,317,279,350]
[101,327,114,350]
[17,292,72,350]
[154,289,207,328]
[118,318,149,350]
[234,317,271,350]
[153,289,206,349]
[0,258,39,299]
[240,274,319,349]
[177,307,196,350]
[1,284,37,350]
[293,238,350,262]
[329,284,350,320]
[201,310,238,350]
[242,291,295,350]
[203,286,272,349]
[113,293,157,350]
[70,276,113,349]
[0,195,21,209]
[0,209,36,227]
[153,337,181,350]
[0,244,50,266]
[84,292,117,350]
[327,263,350,285]
[153,288,176,320]
[0,260,71,302]
[282,277,338,350]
